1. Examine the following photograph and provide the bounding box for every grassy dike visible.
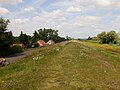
[0,41,120,90]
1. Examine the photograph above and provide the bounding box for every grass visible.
[0,40,120,90]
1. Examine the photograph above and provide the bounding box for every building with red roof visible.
[37,40,46,46]
[13,43,25,48]
[47,40,55,45]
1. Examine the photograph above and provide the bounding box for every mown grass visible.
[0,41,120,90]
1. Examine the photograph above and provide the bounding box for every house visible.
[37,40,46,46]
[13,43,25,48]
[47,40,55,45]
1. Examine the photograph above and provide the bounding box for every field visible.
[0,40,120,90]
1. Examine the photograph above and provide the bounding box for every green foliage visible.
[31,28,66,44]
[97,31,107,44]
[87,36,93,40]
[106,31,119,44]
[33,43,39,48]
[35,28,66,43]
[19,31,31,46]
[38,28,58,42]
[11,45,23,54]
[0,17,13,56]
[97,31,119,44]
[31,31,40,43]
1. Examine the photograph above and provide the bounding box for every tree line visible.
[0,17,66,57]
[16,28,66,46]
[87,31,120,44]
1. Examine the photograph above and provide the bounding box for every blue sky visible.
[0,0,120,38]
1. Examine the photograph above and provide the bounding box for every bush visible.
[32,43,39,48]
[11,45,23,54]
[0,47,12,57]
[97,31,119,44]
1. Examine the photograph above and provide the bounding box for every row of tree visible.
[97,31,119,44]
[15,28,66,46]
[0,17,66,57]
[88,31,120,44]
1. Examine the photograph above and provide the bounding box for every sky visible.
[0,0,120,38]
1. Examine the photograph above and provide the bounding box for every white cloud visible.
[112,16,120,31]
[32,9,66,23]
[75,0,120,8]
[32,0,46,5]
[11,18,29,24]
[0,0,23,5]
[67,6,81,13]
[42,9,64,19]
[0,7,10,15]
[74,16,102,28]
[114,16,120,23]
[6,0,120,38]
[9,18,30,35]
[24,7,35,12]
[96,0,111,7]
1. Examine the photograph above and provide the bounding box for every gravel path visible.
[5,41,69,63]
[5,50,35,62]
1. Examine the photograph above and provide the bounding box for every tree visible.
[38,28,59,42]
[66,36,71,40]
[97,32,107,44]
[106,31,119,44]
[97,31,119,44]
[31,28,66,43]
[87,36,93,40]
[19,31,30,46]
[32,31,40,43]
[0,17,13,56]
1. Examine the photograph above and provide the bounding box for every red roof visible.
[49,40,55,43]
[13,43,25,47]
[47,40,55,45]
[37,40,46,46]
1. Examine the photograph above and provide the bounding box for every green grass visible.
[0,41,120,90]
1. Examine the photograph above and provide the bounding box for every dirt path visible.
[5,50,35,62]
[5,41,69,63]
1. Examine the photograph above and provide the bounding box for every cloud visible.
[114,16,120,23]
[11,18,29,24]
[24,7,35,12]
[41,9,64,19]
[32,9,66,23]
[9,18,30,35]
[67,6,81,13]
[0,0,23,5]
[0,7,10,15]
[53,15,104,38]
[112,16,120,31]
[95,0,112,7]
[74,16,102,28]
[6,0,120,38]
[75,0,120,8]
[32,0,46,5]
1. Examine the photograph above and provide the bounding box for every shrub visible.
[0,47,12,57]
[11,45,23,54]
[97,31,119,44]
[34,43,39,48]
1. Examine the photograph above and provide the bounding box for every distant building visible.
[13,43,25,48]
[37,40,46,46]
[47,40,55,45]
